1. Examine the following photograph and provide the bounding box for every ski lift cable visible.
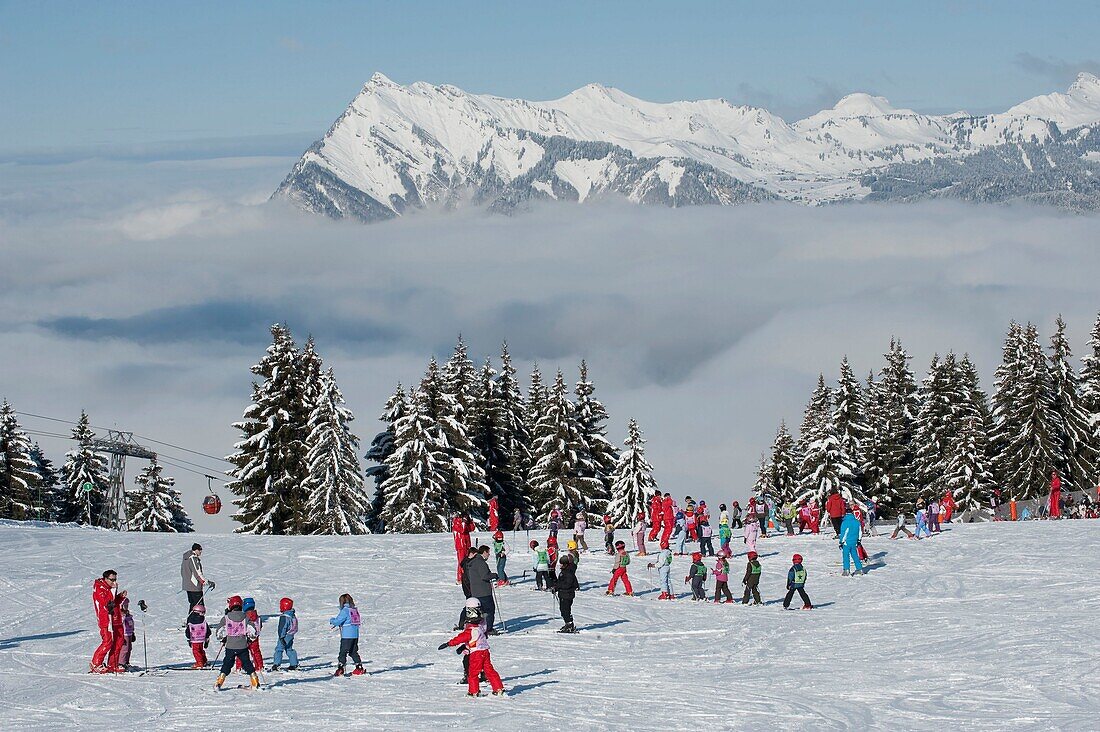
[23,426,226,476]
[156,456,227,482]
[16,409,233,466]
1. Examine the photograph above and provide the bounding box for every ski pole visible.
[137,599,150,674]
[491,583,508,632]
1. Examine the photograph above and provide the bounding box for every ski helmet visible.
[691,551,702,562]
[614,540,626,549]
[492,530,504,540]
[748,551,758,560]
[193,603,206,614]
[792,554,803,564]
[227,595,243,610]
[465,597,481,608]
[279,597,293,612]
[547,535,558,546]
[242,597,256,612]
[567,540,577,550]
[529,540,538,549]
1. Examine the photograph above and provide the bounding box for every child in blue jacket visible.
[329,593,364,677]
[783,553,813,609]
[270,597,299,671]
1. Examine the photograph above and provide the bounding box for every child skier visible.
[453,598,487,685]
[118,596,135,671]
[573,512,589,552]
[607,540,634,596]
[547,535,560,587]
[685,503,698,541]
[492,531,508,587]
[647,540,675,599]
[741,551,762,605]
[698,500,711,525]
[270,597,298,671]
[730,500,743,529]
[566,539,581,567]
[214,595,259,690]
[685,551,707,600]
[549,507,562,539]
[914,507,932,539]
[439,604,506,697]
[329,593,364,677]
[674,511,689,555]
[236,598,263,674]
[556,553,580,633]
[603,515,616,554]
[783,554,813,609]
[713,552,733,603]
[699,521,715,557]
[718,518,732,555]
[185,602,210,669]
[743,514,760,554]
[632,511,648,556]
[531,540,551,590]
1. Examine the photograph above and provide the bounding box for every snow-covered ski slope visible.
[0,520,1096,730]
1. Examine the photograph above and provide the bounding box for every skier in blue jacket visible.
[270,597,298,671]
[329,593,364,676]
[839,505,866,576]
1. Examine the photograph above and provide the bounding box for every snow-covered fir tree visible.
[1048,315,1098,491]
[28,443,60,521]
[495,343,531,524]
[380,389,451,533]
[443,336,478,421]
[606,418,657,526]
[0,400,41,521]
[303,368,370,535]
[834,357,871,491]
[58,411,109,525]
[524,364,549,489]
[796,375,860,507]
[864,339,920,512]
[992,323,1060,499]
[752,453,773,500]
[1080,312,1100,449]
[944,418,995,518]
[768,421,801,505]
[572,360,617,519]
[911,353,967,497]
[228,324,313,535]
[364,383,406,533]
[419,357,490,523]
[128,458,191,532]
[470,357,528,527]
[528,370,604,524]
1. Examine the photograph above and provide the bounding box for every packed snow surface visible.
[0,520,1096,730]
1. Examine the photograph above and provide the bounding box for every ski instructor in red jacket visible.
[452,514,475,584]
[90,569,118,673]
[488,496,500,533]
[647,490,663,542]
[825,489,846,536]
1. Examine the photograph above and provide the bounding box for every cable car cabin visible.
[202,494,223,515]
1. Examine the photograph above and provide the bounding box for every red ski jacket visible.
[92,578,114,630]
[662,496,674,522]
[826,494,846,519]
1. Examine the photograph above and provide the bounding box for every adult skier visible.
[839,506,866,575]
[647,490,663,541]
[466,546,499,633]
[1049,471,1062,519]
[488,496,499,533]
[452,514,475,584]
[90,569,118,673]
[825,489,846,536]
[660,493,675,546]
[181,543,213,613]
[555,553,580,632]
[647,540,675,599]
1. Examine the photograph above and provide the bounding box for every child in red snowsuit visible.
[441,608,505,697]
[235,598,263,673]
[606,541,634,596]
[185,603,211,668]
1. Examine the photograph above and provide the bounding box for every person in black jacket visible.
[459,547,478,599]
[466,546,499,633]
[554,553,580,633]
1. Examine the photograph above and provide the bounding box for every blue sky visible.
[2,1,1099,157]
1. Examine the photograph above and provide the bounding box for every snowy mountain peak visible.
[274,72,1100,221]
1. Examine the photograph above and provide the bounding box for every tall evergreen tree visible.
[572,360,617,518]
[128,458,191,532]
[28,443,60,521]
[944,418,995,518]
[443,336,478,420]
[304,368,370,535]
[0,400,41,520]
[528,370,603,523]
[864,339,920,512]
[58,411,109,525]
[1048,315,1098,491]
[607,418,658,526]
[364,383,406,533]
[380,389,451,533]
[834,357,871,490]
[470,357,528,526]
[796,375,859,507]
[992,323,1060,499]
[911,353,967,496]
[496,344,531,521]
[524,364,549,489]
[768,421,801,505]
[228,324,312,535]
[420,357,490,523]
[1080,313,1100,451]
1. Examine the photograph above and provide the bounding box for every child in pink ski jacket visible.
[743,517,760,553]
[713,555,733,603]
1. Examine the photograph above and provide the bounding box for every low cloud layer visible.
[2,157,1099,531]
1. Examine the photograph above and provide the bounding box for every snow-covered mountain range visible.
[274,72,1100,221]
